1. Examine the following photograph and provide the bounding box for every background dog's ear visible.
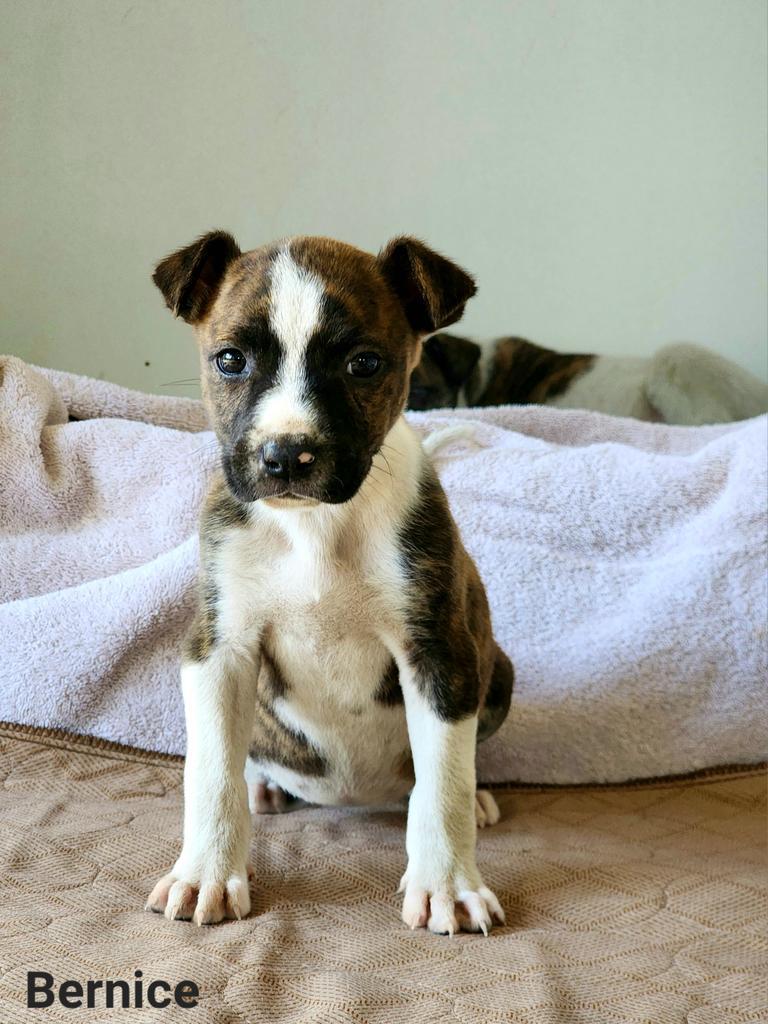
[377,237,477,334]
[152,230,241,323]
[425,333,482,386]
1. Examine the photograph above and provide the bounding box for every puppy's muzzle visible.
[260,434,318,483]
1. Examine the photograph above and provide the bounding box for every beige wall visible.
[2,0,766,395]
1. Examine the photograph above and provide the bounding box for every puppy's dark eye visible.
[346,352,382,378]
[215,348,247,376]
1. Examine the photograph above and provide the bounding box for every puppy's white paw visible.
[399,872,505,936]
[146,867,251,926]
[248,778,291,815]
[475,789,500,829]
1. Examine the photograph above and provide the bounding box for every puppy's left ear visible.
[378,237,477,335]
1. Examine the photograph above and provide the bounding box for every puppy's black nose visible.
[260,436,317,480]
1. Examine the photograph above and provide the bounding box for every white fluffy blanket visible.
[1,356,765,783]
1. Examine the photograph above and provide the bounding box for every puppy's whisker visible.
[367,478,388,502]
[371,457,392,478]
[362,468,388,500]
[329,473,350,498]
[190,440,220,457]
[366,479,386,503]
[160,378,201,387]
[370,466,393,493]
[379,451,395,479]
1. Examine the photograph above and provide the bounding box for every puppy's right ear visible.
[152,230,241,323]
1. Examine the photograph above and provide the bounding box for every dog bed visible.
[0,355,766,783]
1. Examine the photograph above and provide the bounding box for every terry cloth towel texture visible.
[0,355,766,784]
[0,727,765,1024]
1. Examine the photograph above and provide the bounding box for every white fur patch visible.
[177,652,257,868]
[400,686,479,880]
[254,248,325,437]
[146,649,258,923]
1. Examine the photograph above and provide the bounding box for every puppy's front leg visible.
[398,677,505,936]
[147,646,257,925]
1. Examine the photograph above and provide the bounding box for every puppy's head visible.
[153,232,476,505]
[407,333,482,410]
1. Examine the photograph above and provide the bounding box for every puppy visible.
[146,232,514,935]
[411,333,768,424]
[407,333,483,410]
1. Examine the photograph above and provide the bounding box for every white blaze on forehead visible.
[269,247,325,351]
[255,248,325,436]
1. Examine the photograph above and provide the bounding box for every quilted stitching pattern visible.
[0,732,765,1022]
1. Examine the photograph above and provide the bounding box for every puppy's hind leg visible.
[245,762,302,815]
[474,646,511,828]
[248,774,292,815]
[475,789,500,829]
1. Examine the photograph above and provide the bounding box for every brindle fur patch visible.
[398,464,513,730]
[478,336,595,407]
[182,571,219,663]
[478,647,514,742]
[378,237,478,334]
[290,237,406,339]
[248,688,328,778]
[397,750,415,783]
[182,475,250,663]
[258,631,289,700]
[250,625,327,776]
[374,658,404,706]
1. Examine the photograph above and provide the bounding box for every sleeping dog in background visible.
[410,333,768,424]
[146,231,513,935]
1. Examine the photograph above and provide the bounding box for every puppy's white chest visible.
[268,556,395,696]
[221,520,411,805]
[265,581,411,805]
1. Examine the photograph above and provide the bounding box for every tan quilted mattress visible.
[0,725,765,1023]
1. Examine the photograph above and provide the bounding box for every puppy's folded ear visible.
[153,230,241,323]
[426,334,482,387]
[377,237,477,335]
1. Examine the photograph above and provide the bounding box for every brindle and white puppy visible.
[146,231,514,936]
[408,334,593,412]
[407,333,483,410]
[410,333,768,424]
